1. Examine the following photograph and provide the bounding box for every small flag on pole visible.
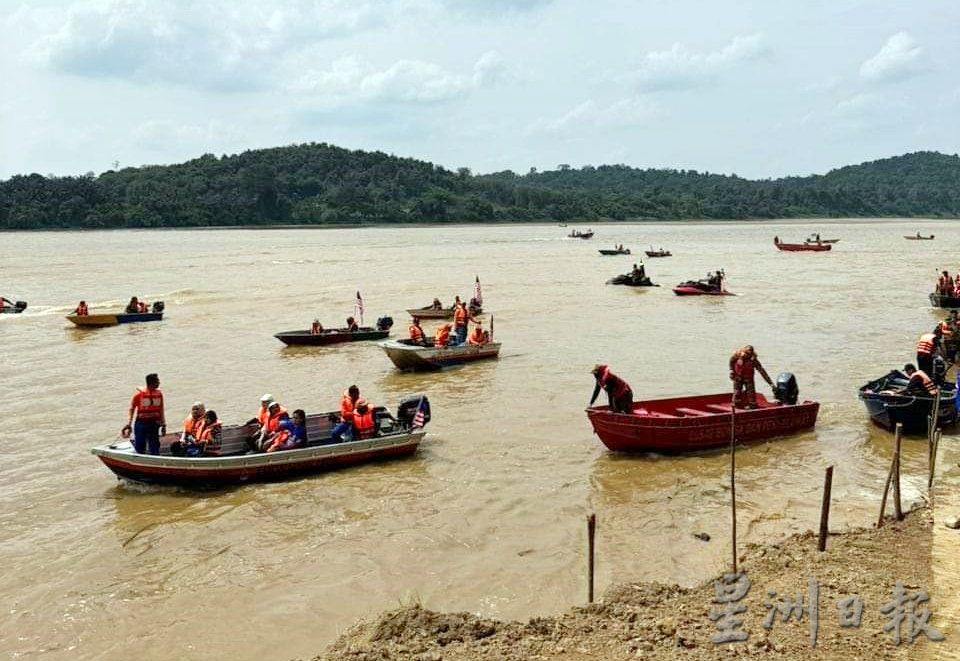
[412,396,427,428]
[474,276,482,306]
[355,291,364,326]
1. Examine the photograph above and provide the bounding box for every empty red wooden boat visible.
[774,237,831,252]
[586,385,819,454]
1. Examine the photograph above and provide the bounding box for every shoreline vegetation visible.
[310,507,940,660]
[2,145,959,230]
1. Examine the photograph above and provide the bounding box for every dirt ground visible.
[309,507,950,660]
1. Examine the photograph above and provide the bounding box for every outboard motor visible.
[152,301,165,314]
[376,315,394,331]
[773,372,798,405]
[397,394,431,429]
[14,301,27,312]
[932,355,947,386]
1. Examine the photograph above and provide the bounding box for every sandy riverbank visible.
[307,506,954,660]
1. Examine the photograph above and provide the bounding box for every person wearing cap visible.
[181,401,206,442]
[467,321,485,346]
[589,365,633,414]
[331,385,361,442]
[729,345,773,409]
[122,373,166,454]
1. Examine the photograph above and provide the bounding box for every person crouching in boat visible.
[589,365,634,414]
[311,319,323,335]
[434,323,452,347]
[408,317,426,345]
[729,345,773,409]
[74,300,89,315]
[899,364,938,396]
[256,401,289,451]
[467,321,485,346]
[265,409,307,452]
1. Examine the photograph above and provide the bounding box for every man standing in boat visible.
[122,373,166,455]
[589,365,634,414]
[729,346,773,409]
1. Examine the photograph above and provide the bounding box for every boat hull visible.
[0,300,27,314]
[644,251,671,258]
[858,372,957,435]
[672,283,732,296]
[905,235,935,240]
[67,312,163,327]
[929,293,960,309]
[598,249,630,255]
[776,242,832,252]
[381,339,501,370]
[586,392,819,453]
[275,328,390,345]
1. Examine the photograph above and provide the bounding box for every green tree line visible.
[1,144,958,229]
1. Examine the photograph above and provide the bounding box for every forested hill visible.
[1,145,959,229]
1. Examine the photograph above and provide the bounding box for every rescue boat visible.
[275,317,393,346]
[380,338,501,371]
[774,237,832,252]
[858,370,957,435]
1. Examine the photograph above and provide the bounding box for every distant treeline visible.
[1,145,959,229]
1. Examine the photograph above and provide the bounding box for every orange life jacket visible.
[257,406,271,427]
[409,324,424,341]
[468,327,484,345]
[916,333,936,355]
[138,302,148,313]
[454,304,467,327]
[132,386,163,421]
[265,428,291,453]
[910,370,938,395]
[183,414,204,438]
[353,409,375,438]
[340,391,358,424]
[75,302,88,315]
[265,406,288,432]
[434,326,450,346]
[198,421,222,454]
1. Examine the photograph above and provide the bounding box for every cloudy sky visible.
[1,0,958,181]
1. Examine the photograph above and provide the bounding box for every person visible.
[73,300,89,315]
[915,327,941,376]
[122,373,166,455]
[630,262,646,283]
[352,399,376,439]
[729,345,773,409]
[408,317,426,345]
[431,298,443,310]
[265,408,307,452]
[345,316,359,331]
[196,409,223,455]
[938,271,954,296]
[311,319,323,335]
[257,400,289,451]
[467,321,485,346]
[589,364,634,413]
[137,299,148,313]
[125,296,140,314]
[452,298,474,344]
[181,401,206,441]
[331,385,361,442]
[434,323,452,347]
[943,310,960,363]
[901,363,938,396]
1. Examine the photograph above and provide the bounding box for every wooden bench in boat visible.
[673,407,713,417]
[704,403,732,413]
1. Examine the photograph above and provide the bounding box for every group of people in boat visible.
[71,296,155,316]
[409,296,490,347]
[935,270,960,298]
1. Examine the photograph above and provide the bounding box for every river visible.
[1,220,958,659]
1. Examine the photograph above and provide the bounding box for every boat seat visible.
[704,404,732,413]
[673,407,713,417]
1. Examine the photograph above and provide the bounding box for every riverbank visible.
[311,506,948,660]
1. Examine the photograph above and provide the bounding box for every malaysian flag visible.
[412,396,427,428]
[473,276,482,306]
[354,290,364,326]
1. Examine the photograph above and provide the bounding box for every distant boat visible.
[275,317,393,346]
[644,247,672,258]
[568,229,594,239]
[0,298,27,314]
[67,301,165,327]
[598,246,630,255]
[905,233,935,240]
[774,237,831,252]
[805,235,839,244]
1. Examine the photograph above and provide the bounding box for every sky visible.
[1,0,958,181]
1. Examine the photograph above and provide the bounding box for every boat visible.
[606,271,657,287]
[929,292,960,309]
[805,235,840,244]
[644,247,672,258]
[599,246,630,255]
[858,370,957,435]
[66,301,165,327]
[586,379,819,454]
[275,317,393,346]
[672,272,732,296]
[0,298,27,314]
[905,234,935,240]
[407,300,482,320]
[568,229,594,239]
[774,237,832,252]
[380,338,501,371]
[90,395,431,487]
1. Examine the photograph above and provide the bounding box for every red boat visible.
[586,391,819,454]
[672,271,733,296]
[774,237,831,252]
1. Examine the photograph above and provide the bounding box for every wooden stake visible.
[878,452,894,528]
[930,429,942,491]
[730,393,737,574]
[818,466,833,552]
[587,513,596,603]
[893,423,903,521]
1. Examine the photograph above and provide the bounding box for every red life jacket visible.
[916,333,936,355]
[265,406,288,432]
[409,324,424,341]
[340,391,358,424]
[468,328,484,345]
[598,368,630,398]
[454,304,467,327]
[354,409,375,438]
[132,387,163,421]
[75,302,88,315]
[199,421,222,454]
[434,326,450,346]
[731,354,755,380]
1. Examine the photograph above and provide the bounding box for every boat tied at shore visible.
[858,369,957,435]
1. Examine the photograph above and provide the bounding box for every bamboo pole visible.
[893,423,903,521]
[818,466,833,552]
[586,513,596,603]
[878,451,895,528]
[930,429,942,492]
[730,392,737,574]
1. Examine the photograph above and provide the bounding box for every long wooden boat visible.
[905,234,935,240]
[929,292,960,309]
[858,371,957,435]
[568,230,594,239]
[275,317,393,346]
[91,396,430,487]
[406,302,482,320]
[644,248,672,258]
[599,248,630,255]
[775,237,832,252]
[0,299,27,314]
[380,338,501,370]
[67,311,164,327]
[586,392,819,454]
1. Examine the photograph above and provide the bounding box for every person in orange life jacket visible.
[352,399,376,439]
[138,299,148,313]
[311,319,323,335]
[331,385,361,442]
[265,408,306,452]
[467,321,485,346]
[915,326,941,377]
[257,400,289,451]
[171,408,222,456]
[122,373,166,455]
[434,323,452,347]
[408,318,426,345]
[73,300,89,315]
[900,364,939,396]
[729,345,773,409]
[589,364,634,414]
[125,296,140,314]
[452,299,474,344]
[181,401,206,441]
[345,316,359,331]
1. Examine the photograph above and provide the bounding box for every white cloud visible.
[630,34,767,92]
[860,32,923,83]
[834,93,882,117]
[526,97,658,135]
